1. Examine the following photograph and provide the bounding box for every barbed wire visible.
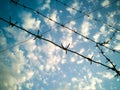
[58,0,118,25]
[56,0,120,32]
[0,16,120,76]
[54,0,118,44]
[96,44,120,77]
[0,28,51,54]
[10,0,120,54]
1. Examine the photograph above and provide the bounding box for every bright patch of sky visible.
[0,0,120,90]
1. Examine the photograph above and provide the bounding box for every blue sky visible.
[0,0,120,90]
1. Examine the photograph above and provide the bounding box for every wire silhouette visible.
[54,0,118,45]
[10,0,120,54]
[53,0,118,44]
[56,0,120,32]
[96,44,120,77]
[0,16,119,76]
[58,0,118,25]
[0,29,51,54]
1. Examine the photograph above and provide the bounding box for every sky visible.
[0,0,120,90]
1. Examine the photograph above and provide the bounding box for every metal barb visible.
[61,43,70,54]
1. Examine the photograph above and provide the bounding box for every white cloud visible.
[66,1,80,15]
[87,0,98,5]
[81,21,91,37]
[60,21,77,49]
[93,33,100,42]
[114,43,120,50]
[27,52,37,60]
[79,48,85,54]
[37,39,61,72]
[116,34,120,40]
[22,12,41,30]
[24,39,36,52]
[106,11,116,25]
[0,26,36,89]
[53,68,102,90]
[26,83,34,89]
[0,46,28,90]
[39,65,44,71]
[83,77,103,90]
[45,55,61,72]
[70,57,76,62]
[26,71,34,80]
[66,21,76,30]
[41,0,51,10]
[98,72,114,79]
[4,27,19,40]
[101,0,110,7]
[45,10,59,31]
[77,60,83,64]
[56,69,103,90]
[97,12,102,18]
[71,77,78,82]
[100,25,108,35]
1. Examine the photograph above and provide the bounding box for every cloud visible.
[87,0,98,5]
[41,0,51,10]
[114,43,120,50]
[24,39,36,52]
[100,25,108,35]
[66,1,81,16]
[36,36,61,72]
[106,11,116,25]
[39,65,44,71]
[44,10,59,31]
[93,33,100,42]
[116,34,120,40]
[71,77,78,82]
[98,72,114,79]
[0,46,27,90]
[97,12,102,18]
[26,82,34,89]
[0,26,36,89]
[81,21,91,39]
[56,68,103,90]
[26,71,34,80]
[101,0,110,7]
[77,60,83,64]
[70,56,76,62]
[21,12,41,30]
[60,21,78,49]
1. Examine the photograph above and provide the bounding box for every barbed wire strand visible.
[55,0,118,45]
[54,0,118,43]
[9,0,120,54]
[0,29,51,54]
[0,16,119,76]
[56,0,120,32]
[58,0,118,25]
[96,44,120,77]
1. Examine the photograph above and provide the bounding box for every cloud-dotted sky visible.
[0,0,120,90]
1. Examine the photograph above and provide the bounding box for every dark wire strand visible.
[0,16,119,76]
[56,0,120,32]
[59,0,118,25]
[10,0,120,54]
[0,29,51,54]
